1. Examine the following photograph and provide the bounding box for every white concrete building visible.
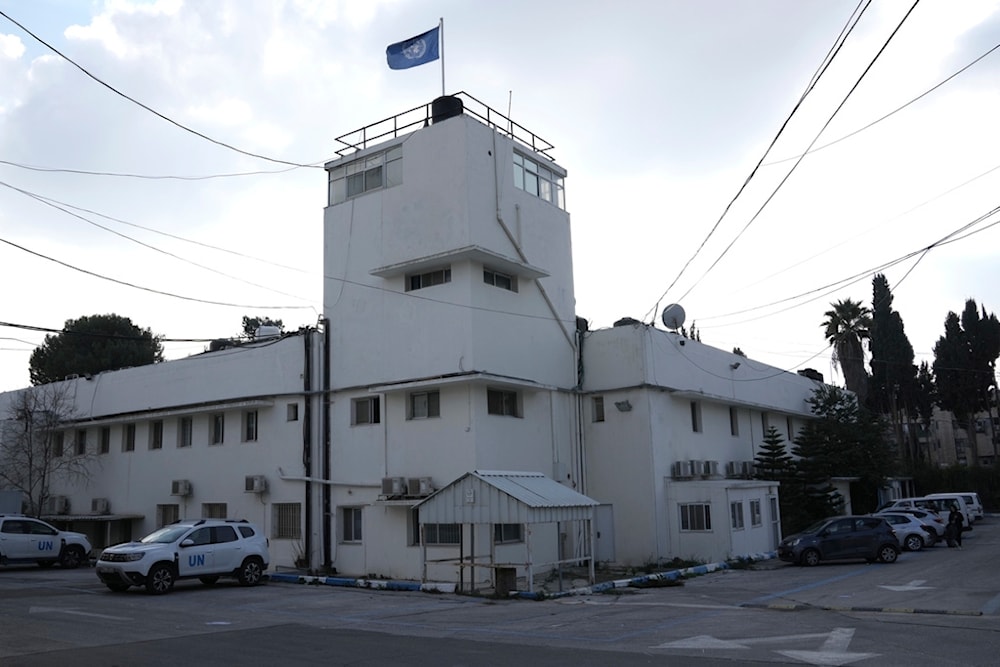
[0,94,827,583]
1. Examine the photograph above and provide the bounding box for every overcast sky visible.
[2,0,999,393]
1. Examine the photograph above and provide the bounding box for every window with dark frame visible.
[407,267,451,291]
[273,503,302,539]
[690,401,702,433]
[408,391,440,419]
[178,417,193,448]
[352,397,381,425]
[487,388,520,417]
[210,413,224,445]
[122,424,135,452]
[680,503,712,531]
[287,403,299,421]
[74,429,87,456]
[750,499,762,527]
[99,426,111,455]
[729,406,739,436]
[243,410,258,442]
[730,501,745,530]
[483,267,517,292]
[149,420,163,450]
[493,523,523,544]
[328,145,402,205]
[156,504,179,527]
[201,502,227,519]
[592,396,605,423]
[342,507,363,542]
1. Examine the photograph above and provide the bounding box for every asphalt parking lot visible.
[2,517,998,666]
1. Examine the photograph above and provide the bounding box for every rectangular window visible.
[690,401,702,433]
[243,410,258,442]
[99,427,111,455]
[210,413,224,445]
[273,503,302,539]
[680,503,712,531]
[122,424,135,452]
[407,267,451,291]
[730,501,745,530]
[328,145,402,205]
[201,503,227,519]
[761,412,770,437]
[750,499,762,527]
[52,432,64,457]
[149,420,163,450]
[342,507,363,542]
[156,504,179,527]
[592,396,605,423]
[513,152,565,210]
[729,407,739,437]
[352,397,381,425]
[408,391,440,419]
[74,429,87,456]
[424,522,461,545]
[493,523,523,544]
[487,388,520,417]
[786,416,795,441]
[177,417,193,448]
[286,403,299,421]
[483,268,518,292]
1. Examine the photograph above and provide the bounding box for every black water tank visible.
[431,95,463,124]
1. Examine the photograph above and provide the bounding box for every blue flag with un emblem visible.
[386,26,440,70]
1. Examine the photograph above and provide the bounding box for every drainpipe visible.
[322,318,333,570]
[302,331,313,568]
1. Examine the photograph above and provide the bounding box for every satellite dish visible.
[661,303,686,330]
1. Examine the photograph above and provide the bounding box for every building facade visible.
[0,94,827,582]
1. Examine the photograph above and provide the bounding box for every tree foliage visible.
[29,314,163,385]
[0,385,93,517]
[754,426,806,535]
[822,298,871,406]
[933,300,1000,464]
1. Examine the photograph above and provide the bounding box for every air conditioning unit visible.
[91,497,110,515]
[43,496,69,515]
[381,476,406,496]
[407,477,434,497]
[171,479,192,497]
[703,460,720,478]
[244,475,268,494]
[740,461,755,477]
[690,460,705,478]
[725,461,741,478]
[671,461,694,479]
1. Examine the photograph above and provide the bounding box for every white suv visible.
[0,514,92,569]
[96,519,270,594]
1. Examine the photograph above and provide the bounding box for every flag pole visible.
[439,17,445,96]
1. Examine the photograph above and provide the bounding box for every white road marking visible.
[879,579,931,592]
[29,606,130,621]
[654,627,880,666]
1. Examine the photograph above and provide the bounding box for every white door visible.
[177,526,215,576]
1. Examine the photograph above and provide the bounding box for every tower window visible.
[484,268,517,292]
[328,146,402,205]
[513,152,565,209]
[407,267,451,291]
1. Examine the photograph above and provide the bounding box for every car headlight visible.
[789,538,802,547]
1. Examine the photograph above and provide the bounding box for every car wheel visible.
[904,534,924,551]
[60,545,86,569]
[877,544,899,563]
[199,576,219,586]
[105,582,130,593]
[237,557,264,586]
[145,563,176,594]
[800,549,821,567]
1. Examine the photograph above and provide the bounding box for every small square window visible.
[201,503,227,519]
[273,503,302,539]
[156,504,179,527]
[484,268,517,292]
[287,403,299,421]
[592,396,605,423]
[487,388,520,418]
[493,523,523,544]
[680,503,712,531]
[408,391,440,419]
[352,397,381,425]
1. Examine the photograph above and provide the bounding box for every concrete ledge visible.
[267,572,456,594]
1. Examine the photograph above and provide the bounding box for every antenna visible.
[661,303,686,331]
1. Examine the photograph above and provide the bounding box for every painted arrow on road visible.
[879,579,932,592]
[654,627,878,666]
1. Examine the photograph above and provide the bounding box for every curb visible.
[739,601,982,616]
[266,572,456,594]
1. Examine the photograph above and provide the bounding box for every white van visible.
[925,492,983,522]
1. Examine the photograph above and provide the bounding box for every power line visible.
[643,0,872,324]
[669,0,922,309]
[0,157,313,180]
[0,9,322,170]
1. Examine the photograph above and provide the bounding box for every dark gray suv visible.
[778,515,900,566]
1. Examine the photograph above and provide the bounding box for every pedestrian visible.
[948,504,964,549]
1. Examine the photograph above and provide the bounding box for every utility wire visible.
[0,179,316,302]
[0,158,314,180]
[669,0,921,308]
[644,0,871,324]
[0,9,322,169]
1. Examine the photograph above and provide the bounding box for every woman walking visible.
[947,505,964,549]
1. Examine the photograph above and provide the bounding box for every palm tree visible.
[823,298,871,405]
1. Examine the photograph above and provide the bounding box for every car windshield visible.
[140,525,191,544]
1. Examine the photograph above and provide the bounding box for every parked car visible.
[878,496,974,531]
[873,511,937,550]
[924,492,984,522]
[0,514,92,569]
[96,518,270,594]
[880,507,948,539]
[778,516,900,566]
